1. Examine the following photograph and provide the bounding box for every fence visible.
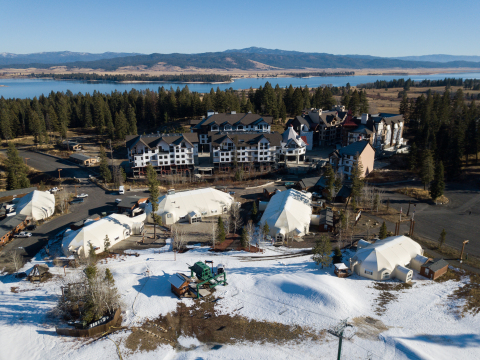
[55,308,121,337]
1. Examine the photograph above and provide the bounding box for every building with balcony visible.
[286,107,348,148]
[329,140,375,179]
[280,126,308,164]
[209,132,283,169]
[191,112,273,152]
[342,113,405,150]
[126,133,199,178]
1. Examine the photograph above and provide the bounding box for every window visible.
[201,211,207,215]
[167,214,172,218]
[211,209,217,214]
[364,270,373,275]
[382,272,390,279]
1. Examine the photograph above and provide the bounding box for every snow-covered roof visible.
[260,189,312,237]
[14,190,55,220]
[334,263,348,270]
[168,274,188,288]
[146,187,233,221]
[351,235,423,272]
[62,213,146,257]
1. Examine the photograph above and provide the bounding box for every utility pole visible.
[328,319,353,360]
[460,240,469,263]
[58,168,62,180]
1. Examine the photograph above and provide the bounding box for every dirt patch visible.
[396,187,449,204]
[372,282,411,316]
[124,299,323,353]
[443,270,480,317]
[352,316,390,340]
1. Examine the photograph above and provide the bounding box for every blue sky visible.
[1,0,479,56]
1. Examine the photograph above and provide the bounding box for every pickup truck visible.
[14,232,32,238]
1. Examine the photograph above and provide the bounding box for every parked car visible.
[26,224,37,231]
[119,186,125,195]
[115,198,122,204]
[229,191,235,195]
[76,193,88,198]
[14,232,32,238]
[70,198,84,205]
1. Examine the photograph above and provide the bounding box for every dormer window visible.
[237,125,243,130]
[211,125,218,131]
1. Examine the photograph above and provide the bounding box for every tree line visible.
[0,82,370,145]
[404,88,479,181]
[358,77,480,91]
[29,72,232,83]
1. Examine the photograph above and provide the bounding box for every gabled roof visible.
[195,113,273,128]
[210,132,282,147]
[422,258,449,272]
[298,176,321,189]
[0,214,28,238]
[318,208,333,226]
[331,140,371,157]
[117,196,149,210]
[126,133,199,150]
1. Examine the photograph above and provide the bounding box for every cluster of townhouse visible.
[126,108,404,178]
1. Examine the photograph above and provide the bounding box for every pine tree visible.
[420,150,435,190]
[351,156,364,200]
[114,111,128,140]
[324,162,335,202]
[332,247,343,264]
[262,222,270,240]
[146,164,160,240]
[241,227,248,247]
[105,105,114,140]
[399,92,410,121]
[438,228,446,248]
[251,201,258,221]
[312,235,332,268]
[6,142,30,190]
[430,161,445,201]
[379,221,388,239]
[127,105,137,135]
[104,268,115,285]
[0,106,12,142]
[408,142,418,171]
[217,216,226,243]
[88,242,96,262]
[104,235,111,253]
[99,146,112,183]
[94,96,105,134]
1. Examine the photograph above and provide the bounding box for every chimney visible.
[361,113,369,124]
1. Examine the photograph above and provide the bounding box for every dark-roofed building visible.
[329,141,375,178]
[70,214,101,231]
[69,153,98,166]
[0,214,28,245]
[296,175,321,192]
[420,258,449,280]
[263,185,288,200]
[126,133,199,177]
[0,187,37,201]
[209,132,282,168]
[286,107,347,148]
[342,113,405,150]
[318,208,334,232]
[62,140,82,150]
[117,196,149,215]
[191,112,273,152]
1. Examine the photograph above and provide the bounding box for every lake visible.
[1,72,480,99]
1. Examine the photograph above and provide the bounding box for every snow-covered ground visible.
[1,244,479,360]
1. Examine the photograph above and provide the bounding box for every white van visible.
[119,186,125,195]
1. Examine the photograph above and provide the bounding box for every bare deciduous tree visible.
[229,202,243,234]
[171,225,187,251]
[56,190,71,215]
[246,220,255,250]
[10,250,24,275]
[210,220,218,249]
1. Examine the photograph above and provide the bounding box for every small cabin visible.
[168,273,190,297]
[420,258,449,280]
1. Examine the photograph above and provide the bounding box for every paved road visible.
[376,181,480,257]
[0,150,119,269]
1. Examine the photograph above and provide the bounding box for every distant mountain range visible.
[0,51,142,66]
[0,48,479,71]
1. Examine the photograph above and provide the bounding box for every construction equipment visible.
[188,261,227,299]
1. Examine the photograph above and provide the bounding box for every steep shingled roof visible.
[210,132,282,146]
[195,113,273,128]
[126,133,199,150]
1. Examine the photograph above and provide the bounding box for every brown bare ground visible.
[351,316,390,340]
[124,300,323,353]
[396,187,449,204]
[371,282,411,316]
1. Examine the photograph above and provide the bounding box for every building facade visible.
[329,140,375,178]
[191,112,273,152]
[126,133,199,177]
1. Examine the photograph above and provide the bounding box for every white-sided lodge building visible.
[126,133,199,177]
[191,111,273,152]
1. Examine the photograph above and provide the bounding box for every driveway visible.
[376,181,480,257]
[0,151,119,270]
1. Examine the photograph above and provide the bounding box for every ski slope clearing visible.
[0,245,479,360]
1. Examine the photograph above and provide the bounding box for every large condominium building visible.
[191,111,273,152]
[329,140,375,179]
[286,107,348,148]
[342,113,405,150]
[126,133,199,177]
